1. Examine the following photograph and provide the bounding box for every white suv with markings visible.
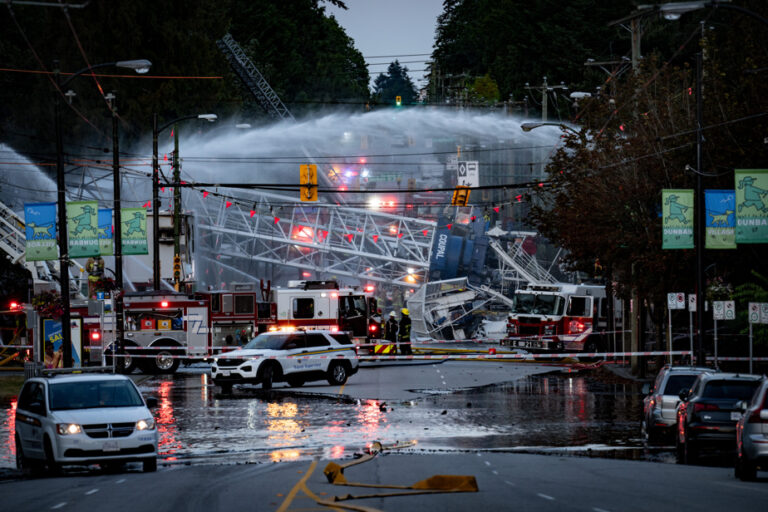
[211,330,359,393]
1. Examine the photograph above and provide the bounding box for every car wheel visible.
[143,457,157,473]
[684,437,698,465]
[327,361,348,386]
[287,377,305,388]
[15,434,39,474]
[261,364,275,390]
[43,436,60,476]
[736,451,757,481]
[148,349,180,374]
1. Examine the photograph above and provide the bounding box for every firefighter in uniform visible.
[85,256,105,298]
[398,308,412,355]
[385,311,399,352]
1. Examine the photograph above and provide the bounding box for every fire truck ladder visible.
[188,189,436,288]
[216,33,294,121]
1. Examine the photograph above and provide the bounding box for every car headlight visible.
[56,423,82,435]
[136,418,156,431]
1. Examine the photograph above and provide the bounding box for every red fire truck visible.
[275,280,379,341]
[503,283,616,353]
[107,283,276,374]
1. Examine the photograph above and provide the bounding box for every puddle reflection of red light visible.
[357,400,387,438]
[156,381,182,456]
[266,402,308,447]
[4,399,17,461]
[330,445,345,459]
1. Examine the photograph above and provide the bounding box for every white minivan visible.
[15,373,158,474]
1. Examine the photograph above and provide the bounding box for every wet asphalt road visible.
[2,361,669,469]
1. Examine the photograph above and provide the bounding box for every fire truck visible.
[107,283,276,374]
[503,283,617,353]
[275,280,378,341]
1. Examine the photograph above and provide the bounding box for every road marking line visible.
[492,470,498,475]
[537,493,555,501]
[51,503,67,510]
[593,508,611,512]
[504,480,516,486]
[276,460,319,512]
[484,461,491,466]
[85,489,99,495]
[115,478,126,484]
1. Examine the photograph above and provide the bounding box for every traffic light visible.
[451,186,470,206]
[395,95,402,107]
[173,254,181,278]
[300,164,318,202]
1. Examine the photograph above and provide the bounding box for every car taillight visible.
[747,409,768,424]
[653,394,663,411]
[693,403,720,413]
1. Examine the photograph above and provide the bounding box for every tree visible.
[469,74,499,104]
[372,61,418,106]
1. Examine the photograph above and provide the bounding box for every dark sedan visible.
[675,372,763,464]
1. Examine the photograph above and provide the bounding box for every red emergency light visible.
[160,301,169,308]
[90,330,101,341]
[364,285,375,293]
[369,324,377,333]
[9,301,20,310]
[330,326,339,333]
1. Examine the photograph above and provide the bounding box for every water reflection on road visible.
[0,370,676,469]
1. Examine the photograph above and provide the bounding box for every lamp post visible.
[152,113,217,291]
[54,59,150,368]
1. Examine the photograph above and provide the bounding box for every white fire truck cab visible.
[114,284,276,374]
[503,283,616,353]
[275,281,378,341]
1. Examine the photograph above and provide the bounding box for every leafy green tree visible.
[469,74,499,104]
[372,61,418,106]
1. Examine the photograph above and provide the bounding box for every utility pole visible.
[525,77,567,121]
[106,92,125,372]
[173,123,181,291]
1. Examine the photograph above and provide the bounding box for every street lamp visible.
[520,122,579,134]
[152,113,217,291]
[54,59,150,368]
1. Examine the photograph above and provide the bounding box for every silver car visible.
[15,374,158,474]
[735,376,768,481]
[642,365,713,444]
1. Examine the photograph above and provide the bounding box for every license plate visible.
[103,441,119,452]
[514,340,541,349]
[731,412,741,421]
[220,370,230,377]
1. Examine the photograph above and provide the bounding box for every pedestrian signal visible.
[299,164,318,202]
[451,186,470,206]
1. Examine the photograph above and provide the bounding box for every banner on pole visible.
[734,169,768,244]
[662,189,694,249]
[24,202,58,261]
[67,201,100,258]
[704,189,736,249]
[121,208,148,255]
[98,208,113,256]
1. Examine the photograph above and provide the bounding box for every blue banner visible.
[43,318,81,367]
[24,202,58,261]
[705,190,736,249]
[98,208,113,256]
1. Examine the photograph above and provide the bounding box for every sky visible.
[325,0,444,90]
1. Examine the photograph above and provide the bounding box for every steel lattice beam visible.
[188,189,436,287]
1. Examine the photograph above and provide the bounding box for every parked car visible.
[642,365,714,444]
[676,372,763,464]
[211,330,359,393]
[15,373,158,474]
[735,376,768,481]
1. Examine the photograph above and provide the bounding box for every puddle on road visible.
[0,371,675,469]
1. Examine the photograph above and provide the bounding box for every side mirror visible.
[736,400,748,412]
[641,383,650,395]
[760,410,768,421]
[145,396,158,408]
[678,389,689,401]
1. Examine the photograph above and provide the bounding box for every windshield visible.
[702,380,760,400]
[243,333,292,350]
[512,293,564,315]
[49,380,144,411]
[663,375,699,395]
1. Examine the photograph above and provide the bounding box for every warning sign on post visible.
[688,295,697,312]
[749,303,761,324]
[724,301,735,320]
[713,301,725,320]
